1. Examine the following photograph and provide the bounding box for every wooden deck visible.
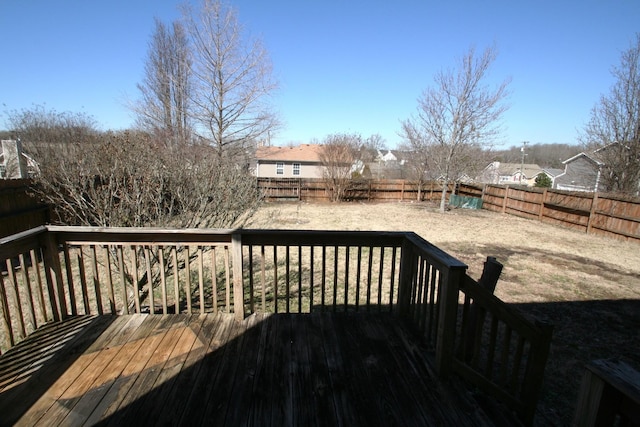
[0,313,516,426]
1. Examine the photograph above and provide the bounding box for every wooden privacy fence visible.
[0,179,48,238]
[463,183,640,242]
[257,178,454,202]
[0,225,552,424]
[258,178,640,242]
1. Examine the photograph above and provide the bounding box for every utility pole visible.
[519,141,528,184]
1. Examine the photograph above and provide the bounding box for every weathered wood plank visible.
[101,314,194,424]
[136,314,206,426]
[28,315,149,426]
[8,315,125,426]
[316,313,361,426]
[56,314,150,425]
[0,312,523,426]
[247,312,282,426]
[306,312,340,427]
[75,315,167,424]
[268,312,292,427]
[150,312,226,425]
[218,313,266,425]
[174,313,236,424]
[197,313,249,424]
[0,316,100,393]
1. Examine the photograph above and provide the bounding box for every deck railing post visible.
[521,321,553,425]
[397,238,416,317]
[40,229,66,321]
[435,264,466,379]
[232,232,245,321]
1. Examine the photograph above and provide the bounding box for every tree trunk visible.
[439,180,448,212]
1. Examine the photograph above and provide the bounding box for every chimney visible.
[1,140,28,179]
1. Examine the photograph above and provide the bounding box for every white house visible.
[480,162,543,186]
[0,140,38,179]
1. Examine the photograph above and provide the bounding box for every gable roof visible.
[562,151,604,166]
[255,144,324,163]
[488,162,542,177]
[542,168,564,178]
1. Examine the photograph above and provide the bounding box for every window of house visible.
[276,162,284,175]
[292,163,301,176]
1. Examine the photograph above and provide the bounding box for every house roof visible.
[543,168,564,177]
[255,144,324,162]
[562,151,604,166]
[489,162,542,178]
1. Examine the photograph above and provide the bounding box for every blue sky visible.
[1,1,638,148]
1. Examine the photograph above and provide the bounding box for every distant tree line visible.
[492,143,581,169]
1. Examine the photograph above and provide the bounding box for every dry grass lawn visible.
[249,200,640,426]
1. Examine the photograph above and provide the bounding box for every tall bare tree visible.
[581,34,640,195]
[134,19,192,147]
[319,133,360,202]
[398,123,431,200]
[182,0,279,157]
[401,46,510,211]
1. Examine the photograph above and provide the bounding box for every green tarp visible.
[449,194,483,210]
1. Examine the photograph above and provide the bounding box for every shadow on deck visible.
[0,312,520,426]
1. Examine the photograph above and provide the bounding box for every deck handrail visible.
[454,275,553,425]
[0,225,551,425]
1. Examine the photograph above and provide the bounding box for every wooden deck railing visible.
[455,275,553,425]
[0,226,551,425]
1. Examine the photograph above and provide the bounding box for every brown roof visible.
[255,144,324,162]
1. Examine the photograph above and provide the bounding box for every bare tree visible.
[7,106,262,309]
[353,133,387,166]
[134,19,192,147]
[581,34,640,195]
[401,46,510,211]
[5,104,97,145]
[398,123,431,200]
[319,133,360,202]
[6,106,261,229]
[182,0,279,157]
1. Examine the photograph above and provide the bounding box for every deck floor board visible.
[0,312,514,426]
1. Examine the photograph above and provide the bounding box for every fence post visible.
[539,188,548,221]
[587,193,599,235]
[435,264,466,379]
[502,185,509,213]
[232,232,245,321]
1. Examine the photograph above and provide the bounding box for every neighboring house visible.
[377,149,398,163]
[367,150,413,179]
[554,151,604,192]
[255,144,325,178]
[480,162,543,186]
[541,168,564,187]
[0,139,39,179]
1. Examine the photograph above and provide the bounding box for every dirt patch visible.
[250,201,640,426]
